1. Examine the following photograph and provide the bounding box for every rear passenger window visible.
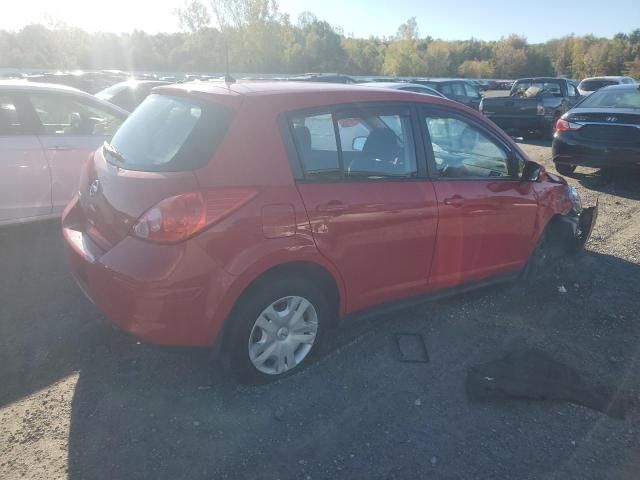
[290,108,417,180]
[423,113,511,179]
[290,113,341,178]
[0,95,26,136]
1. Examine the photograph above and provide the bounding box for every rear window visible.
[578,88,640,108]
[107,94,231,172]
[579,79,619,91]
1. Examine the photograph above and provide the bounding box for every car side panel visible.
[0,135,52,222]
[428,180,539,289]
[38,134,111,214]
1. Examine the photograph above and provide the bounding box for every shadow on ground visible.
[2,221,639,479]
[66,250,640,480]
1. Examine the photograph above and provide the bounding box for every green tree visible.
[493,35,528,78]
[458,59,494,78]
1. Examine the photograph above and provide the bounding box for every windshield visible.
[107,94,231,171]
[578,88,640,108]
[579,79,619,91]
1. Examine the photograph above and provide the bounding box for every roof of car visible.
[355,82,435,89]
[0,79,87,94]
[0,80,129,115]
[164,80,443,97]
[580,76,630,81]
[514,77,566,82]
[595,83,640,91]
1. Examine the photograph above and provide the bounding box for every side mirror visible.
[521,160,541,182]
[352,136,366,151]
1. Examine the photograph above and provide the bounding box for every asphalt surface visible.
[1,132,640,479]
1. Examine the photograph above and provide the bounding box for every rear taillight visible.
[536,104,545,115]
[131,188,257,243]
[555,118,583,133]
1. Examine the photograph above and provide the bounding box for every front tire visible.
[226,275,332,384]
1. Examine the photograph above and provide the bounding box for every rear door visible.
[27,92,126,215]
[0,92,51,223]
[287,104,439,313]
[420,107,539,289]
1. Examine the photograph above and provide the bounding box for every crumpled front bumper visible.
[555,198,598,253]
[576,201,598,247]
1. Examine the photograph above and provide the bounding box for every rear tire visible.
[226,274,332,384]
[556,163,576,176]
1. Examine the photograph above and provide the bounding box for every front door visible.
[0,93,51,223]
[288,106,439,313]
[420,108,539,290]
[26,92,125,214]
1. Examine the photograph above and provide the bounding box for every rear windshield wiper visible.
[103,141,126,163]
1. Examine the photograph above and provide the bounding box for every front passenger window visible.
[424,114,511,179]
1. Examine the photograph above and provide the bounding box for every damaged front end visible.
[576,202,598,247]
[557,186,598,251]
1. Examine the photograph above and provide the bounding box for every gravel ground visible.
[1,137,639,480]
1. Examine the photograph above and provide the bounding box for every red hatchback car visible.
[62,82,596,383]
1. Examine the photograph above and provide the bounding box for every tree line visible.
[1,0,639,79]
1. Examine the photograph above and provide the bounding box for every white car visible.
[577,76,636,96]
[356,82,447,98]
[0,81,128,226]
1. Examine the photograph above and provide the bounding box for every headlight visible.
[568,186,582,212]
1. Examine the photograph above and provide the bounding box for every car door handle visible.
[443,195,465,207]
[317,201,347,214]
[48,145,74,151]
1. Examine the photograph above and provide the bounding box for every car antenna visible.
[224,40,235,87]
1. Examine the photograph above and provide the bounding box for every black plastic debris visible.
[465,348,629,419]
[395,333,429,363]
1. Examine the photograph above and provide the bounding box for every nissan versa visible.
[61,82,597,383]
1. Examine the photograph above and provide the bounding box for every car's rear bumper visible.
[62,197,235,347]
[553,134,640,169]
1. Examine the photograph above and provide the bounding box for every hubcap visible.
[248,296,319,375]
